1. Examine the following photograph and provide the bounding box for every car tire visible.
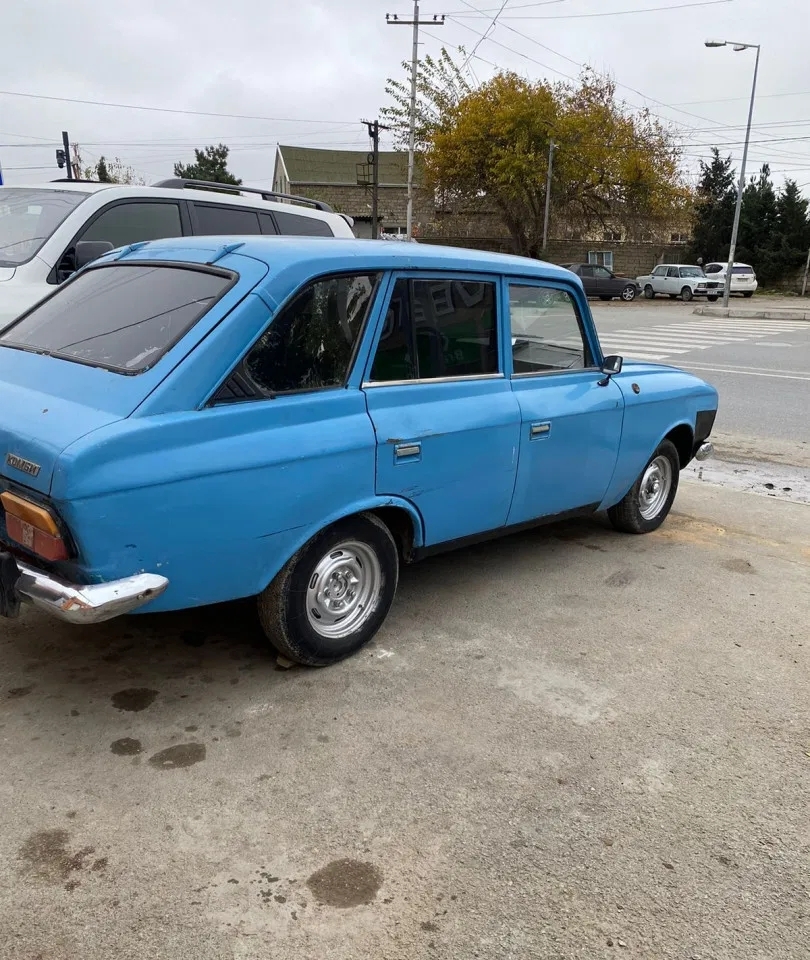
[257,513,399,666]
[707,295,718,302]
[743,291,754,298]
[643,285,655,299]
[607,439,680,535]
[680,286,693,302]
[621,284,636,302]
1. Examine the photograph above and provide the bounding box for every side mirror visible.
[75,240,115,270]
[598,354,623,386]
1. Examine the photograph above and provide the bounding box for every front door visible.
[505,281,624,525]
[362,274,521,547]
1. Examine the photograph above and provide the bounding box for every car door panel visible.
[362,273,521,547]
[503,279,624,525]
[364,378,520,544]
[508,374,624,524]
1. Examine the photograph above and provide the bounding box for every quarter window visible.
[194,204,261,235]
[241,273,379,394]
[369,278,498,382]
[79,201,182,248]
[273,210,334,237]
[509,285,591,374]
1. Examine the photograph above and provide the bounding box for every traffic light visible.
[56,148,66,169]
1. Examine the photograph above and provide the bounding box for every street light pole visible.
[705,40,760,308]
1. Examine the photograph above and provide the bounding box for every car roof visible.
[7,181,341,221]
[110,235,579,281]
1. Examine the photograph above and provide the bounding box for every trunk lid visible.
[0,347,142,495]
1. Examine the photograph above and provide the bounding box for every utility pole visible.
[387,4,444,240]
[60,130,73,180]
[71,142,83,181]
[364,120,391,239]
[542,141,556,252]
[801,247,810,298]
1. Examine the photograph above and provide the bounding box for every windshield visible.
[0,188,90,266]
[679,267,705,278]
[0,263,234,373]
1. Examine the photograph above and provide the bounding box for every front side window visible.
[80,201,183,248]
[509,285,591,375]
[593,266,613,279]
[370,278,498,383]
[0,188,89,267]
[242,273,379,394]
[273,210,333,237]
[652,265,667,277]
[0,264,231,373]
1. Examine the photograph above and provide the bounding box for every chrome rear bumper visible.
[694,441,714,462]
[15,562,169,624]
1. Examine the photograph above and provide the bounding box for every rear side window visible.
[273,210,334,237]
[194,204,261,236]
[241,273,379,394]
[0,264,232,374]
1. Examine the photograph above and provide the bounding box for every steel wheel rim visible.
[306,540,382,640]
[622,286,635,301]
[638,455,673,520]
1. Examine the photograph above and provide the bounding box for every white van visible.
[0,178,354,328]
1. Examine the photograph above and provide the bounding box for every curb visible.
[693,305,810,321]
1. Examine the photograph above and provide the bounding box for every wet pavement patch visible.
[110,737,143,756]
[722,558,756,574]
[7,686,33,699]
[306,858,383,908]
[111,688,158,712]
[18,829,96,883]
[148,743,206,770]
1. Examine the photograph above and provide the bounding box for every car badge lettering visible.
[5,454,41,478]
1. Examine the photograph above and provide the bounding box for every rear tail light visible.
[1,491,70,561]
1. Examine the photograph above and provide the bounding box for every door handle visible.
[530,421,551,439]
[395,442,421,459]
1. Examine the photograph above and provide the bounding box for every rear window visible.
[0,263,233,374]
[732,265,753,274]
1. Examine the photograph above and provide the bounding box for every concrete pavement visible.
[1,479,808,960]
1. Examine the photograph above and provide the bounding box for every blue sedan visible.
[0,237,717,665]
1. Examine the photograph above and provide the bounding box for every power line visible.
[447,0,734,17]
[0,89,355,125]
[461,0,512,70]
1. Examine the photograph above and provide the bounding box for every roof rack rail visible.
[151,178,334,213]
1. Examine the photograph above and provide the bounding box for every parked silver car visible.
[636,264,724,302]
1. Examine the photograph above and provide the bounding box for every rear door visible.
[362,273,521,546]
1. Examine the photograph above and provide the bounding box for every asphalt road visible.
[1,481,808,960]
[589,297,810,446]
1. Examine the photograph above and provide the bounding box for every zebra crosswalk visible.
[582,316,809,362]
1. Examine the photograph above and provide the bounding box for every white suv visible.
[704,261,758,297]
[0,178,354,328]
[636,264,724,302]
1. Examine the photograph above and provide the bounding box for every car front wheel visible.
[258,513,399,666]
[643,285,655,299]
[621,284,636,301]
[607,439,680,534]
[707,295,718,302]
[680,286,693,302]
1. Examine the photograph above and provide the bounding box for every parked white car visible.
[636,264,724,302]
[0,179,354,328]
[703,261,758,297]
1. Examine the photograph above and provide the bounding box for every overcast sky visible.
[2,0,808,196]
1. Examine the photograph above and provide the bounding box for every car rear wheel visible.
[680,286,693,302]
[621,284,636,302]
[258,513,399,666]
[743,291,754,298]
[643,285,655,299]
[607,440,680,535]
